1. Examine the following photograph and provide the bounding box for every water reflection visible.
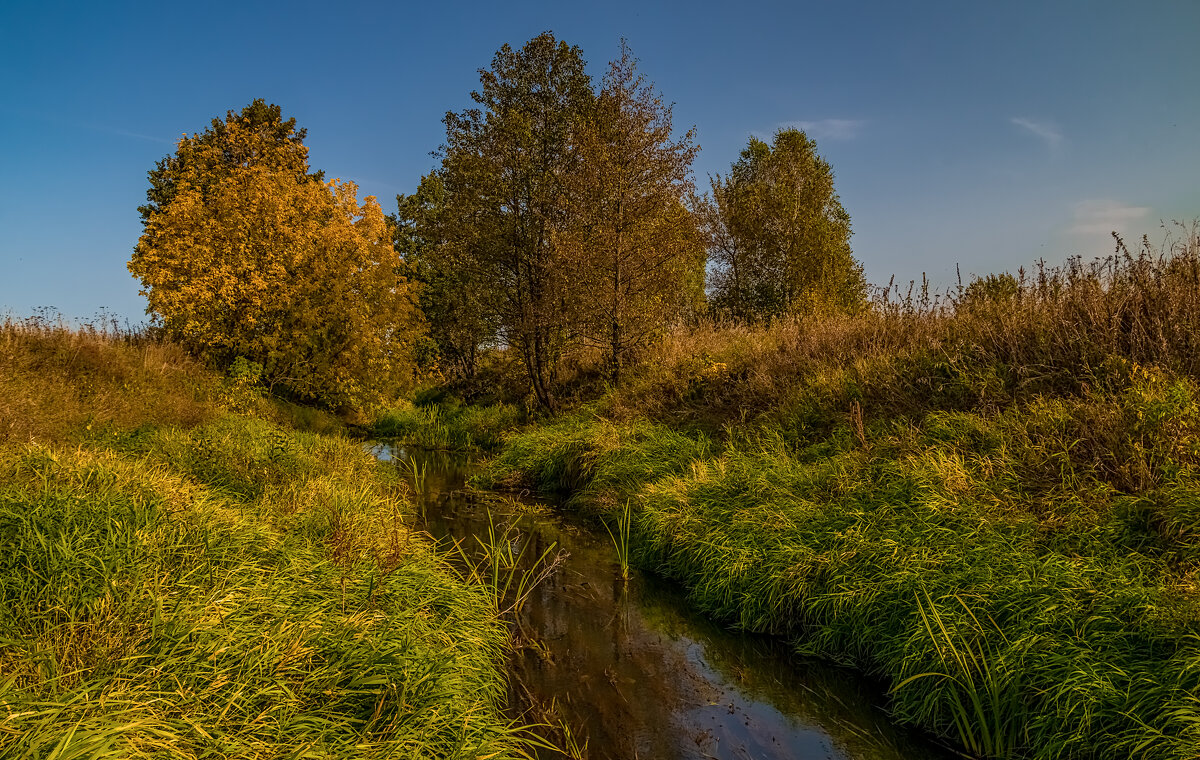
[370,443,953,760]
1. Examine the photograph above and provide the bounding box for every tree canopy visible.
[393,173,493,381]
[126,41,869,411]
[707,128,865,320]
[129,103,421,408]
[558,41,704,382]
[138,99,316,224]
[409,34,706,407]
[435,32,595,410]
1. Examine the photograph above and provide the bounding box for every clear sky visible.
[2,0,1198,323]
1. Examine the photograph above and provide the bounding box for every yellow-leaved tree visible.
[129,102,421,408]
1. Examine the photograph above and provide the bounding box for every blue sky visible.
[2,0,1198,322]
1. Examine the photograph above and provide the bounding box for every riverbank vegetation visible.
[0,318,533,758]
[366,37,1200,754]
[467,227,1200,759]
[373,399,522,451]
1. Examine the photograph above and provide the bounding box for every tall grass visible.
[374,402,522,451]
[0,323,538,758]
[0,314,224,443]
[893,591,1025,758]
[606,221,1200,428]
[471,224,1200,759]
[480,407,1200,758]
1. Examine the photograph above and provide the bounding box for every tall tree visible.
[129,105,421,408]
[559,42,704,383]
[707,129,865,320]
[438,32,594,410]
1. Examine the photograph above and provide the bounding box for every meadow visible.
[452,226,1200,759]
[0,317,534,758]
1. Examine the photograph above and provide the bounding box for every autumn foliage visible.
[130,103,421,408]
[129,44,868,412]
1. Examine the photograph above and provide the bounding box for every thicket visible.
[470,225,1200,759]
[0,318,532,758]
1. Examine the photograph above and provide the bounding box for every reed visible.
[469,510,566,617]
[398,453,429,519]
[603,498,634,582]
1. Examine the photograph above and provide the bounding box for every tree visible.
[558,42,704,383]
[393,173,493,381]
[707,128,865,320]
[138,99,316,224]
[438,32,594,410]
[129,104,421,408]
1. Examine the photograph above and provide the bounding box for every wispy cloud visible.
[1068,199,1151,235]
[781,118,866,141]
[1010,117,1063,148]
[0,105,176,145]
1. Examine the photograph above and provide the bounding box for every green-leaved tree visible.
[707,128,865,320]
[559,41,704,382]
[437,32,594,410]
[393,173,494,381]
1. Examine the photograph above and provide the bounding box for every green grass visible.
[0,422,530,758]
[0,321,537,759]
[373,402,522,451]
[422,224,1200,758]
[474,372,1200,759]
[474,413,712,505]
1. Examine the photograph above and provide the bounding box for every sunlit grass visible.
[474,368,1200,758]
[0,324,540,758]
[374,402,522,451]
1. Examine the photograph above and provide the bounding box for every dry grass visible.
[0,314,349,445]
[0,315,225,443]
[607,221,1200,427]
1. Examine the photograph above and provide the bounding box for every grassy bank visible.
[0,318,531,758]
[473,231,1200,759]
[373,400,523,451]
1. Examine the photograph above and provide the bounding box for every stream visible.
[370,444,956,760]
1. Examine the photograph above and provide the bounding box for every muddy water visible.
[371,444,954,760]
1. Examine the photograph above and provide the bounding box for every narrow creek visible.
[371,444,957,760]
